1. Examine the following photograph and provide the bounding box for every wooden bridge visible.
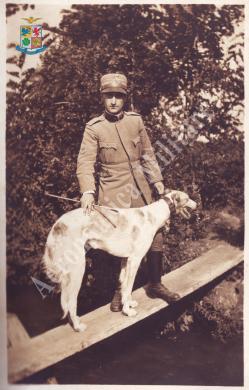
[8,241,243,383]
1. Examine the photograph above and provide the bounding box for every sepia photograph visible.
[1,0,246,387]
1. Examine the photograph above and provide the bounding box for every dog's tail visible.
[42,223,87,320]
[42,230,72,286]
[42,240,72,319]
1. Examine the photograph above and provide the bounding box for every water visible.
[8,285,243,386]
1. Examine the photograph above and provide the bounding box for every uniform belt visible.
[100,160,140,170]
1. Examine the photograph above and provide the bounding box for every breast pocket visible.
[131,136,142,157]
[99,142,118,163]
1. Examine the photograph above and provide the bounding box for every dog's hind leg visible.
[58,241,87,332]
[66,259,87,332]
[60,273,71,320]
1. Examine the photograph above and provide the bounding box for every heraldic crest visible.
[16,17,47,55]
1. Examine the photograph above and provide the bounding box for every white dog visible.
[43,190,196,331]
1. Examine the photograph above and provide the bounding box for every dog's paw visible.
[129,299,138,308]
[122,306,137,317]
[72,318,87,332]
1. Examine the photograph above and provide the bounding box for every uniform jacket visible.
[76,111,163,208]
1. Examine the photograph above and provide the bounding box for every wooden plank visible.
[8,242,243,383]
[7,313,30,349]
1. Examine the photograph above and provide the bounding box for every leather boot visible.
[110,284,123,312]
[110,257,124,312]
[146,251,180,303]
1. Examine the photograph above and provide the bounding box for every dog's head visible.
[164,190,197,219]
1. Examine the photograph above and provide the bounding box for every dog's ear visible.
[171,192,180,211]
[173,192,181,203]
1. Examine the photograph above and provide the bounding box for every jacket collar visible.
[104,110,124,122]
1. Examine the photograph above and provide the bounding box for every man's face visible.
[102,92,126,115]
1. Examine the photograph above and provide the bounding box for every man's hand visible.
[154,181,165,196]
[80,193,95,215]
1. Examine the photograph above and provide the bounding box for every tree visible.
[6,3,35,18]
[6,4,244,285]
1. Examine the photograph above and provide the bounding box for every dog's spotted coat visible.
[43,190,196,331]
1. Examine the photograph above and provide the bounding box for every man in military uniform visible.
[77,73,179,311]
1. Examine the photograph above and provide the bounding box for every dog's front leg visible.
[121,256,142,317]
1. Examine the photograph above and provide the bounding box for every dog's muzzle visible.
[179,206,191,219]
[179,200,197,219]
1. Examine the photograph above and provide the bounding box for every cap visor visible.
[101,87,127,94]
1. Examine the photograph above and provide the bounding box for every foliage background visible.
[6,4,244,301]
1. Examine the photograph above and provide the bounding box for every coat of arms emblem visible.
[16,17,47,55]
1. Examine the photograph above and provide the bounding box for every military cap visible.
[100,73,127,94]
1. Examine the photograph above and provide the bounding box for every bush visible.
[6,4,244,288]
